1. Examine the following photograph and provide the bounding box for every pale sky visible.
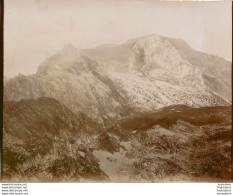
[4,0,232,77]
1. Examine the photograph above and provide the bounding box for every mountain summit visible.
[37,44,98,75]
[81,34,231,101]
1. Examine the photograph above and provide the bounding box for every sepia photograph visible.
[2,0,232,182]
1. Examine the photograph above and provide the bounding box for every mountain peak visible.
[36,45,98,75]
[122,34,161,45]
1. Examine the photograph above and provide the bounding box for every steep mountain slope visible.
[3,97,107,182]
[93,105,232,182]
[4,45,131,124]
[108,71,228,113]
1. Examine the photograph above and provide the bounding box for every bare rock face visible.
[82,34,231,102]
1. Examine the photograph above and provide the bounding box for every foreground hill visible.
[3,97,107,182]
[3,99,231,182]
[94,105,232,182]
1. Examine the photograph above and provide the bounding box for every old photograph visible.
[2,0,232,182]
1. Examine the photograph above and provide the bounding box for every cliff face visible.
[82,34,231,102]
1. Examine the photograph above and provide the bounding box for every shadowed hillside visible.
[94,105,232,182]
[3,97,107,182]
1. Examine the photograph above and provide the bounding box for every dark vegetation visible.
[3,98,232,182]
[3,97,107,181]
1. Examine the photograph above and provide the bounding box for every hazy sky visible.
[5,0,232,77]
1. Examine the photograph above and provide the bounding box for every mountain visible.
[4,34,231,125]
[3,97,107,181]
[81,34,231,102]
[4,45,131,124]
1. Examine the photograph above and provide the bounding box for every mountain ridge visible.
[4,34,232,124]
